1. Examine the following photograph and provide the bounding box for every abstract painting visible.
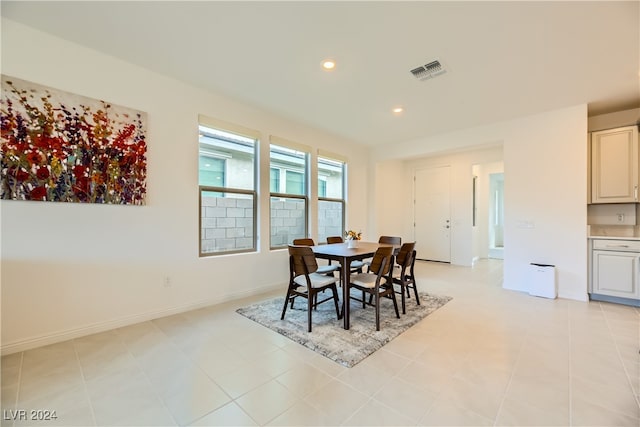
[1,75,147,204]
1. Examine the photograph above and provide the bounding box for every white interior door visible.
[414,166,451,262]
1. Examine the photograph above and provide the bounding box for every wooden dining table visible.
[311,241,396,329]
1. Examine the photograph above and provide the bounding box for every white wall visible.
[371,105,588,301]
[0,19,370,353]
[368,160,407,241]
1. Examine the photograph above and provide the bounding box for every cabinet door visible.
[592,250,640,299]
[591,126,639,203]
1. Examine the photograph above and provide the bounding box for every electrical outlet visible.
[617,213,625,222]
[163,276,172,287]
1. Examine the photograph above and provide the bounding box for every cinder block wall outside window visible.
[201,195,254,252]
[318,200,343,242]
[270,198,305,246]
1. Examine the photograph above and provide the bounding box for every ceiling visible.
[2,1,639,146]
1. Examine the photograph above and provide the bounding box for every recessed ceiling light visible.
[392,107,404,114]
[321,59,336,70]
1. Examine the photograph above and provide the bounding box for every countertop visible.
[588,235,640,241]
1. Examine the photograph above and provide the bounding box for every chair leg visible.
[281,287,292,320]
[400,280,407,314]
[411,279,421,305]
[390,286,400,319]
[374,290,381,331]
[307,290,313,332]
[331,285,340,319]
[362,290,366,309]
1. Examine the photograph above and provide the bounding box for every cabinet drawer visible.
[592,239,640,252]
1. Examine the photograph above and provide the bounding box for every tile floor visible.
[1,259,639,426]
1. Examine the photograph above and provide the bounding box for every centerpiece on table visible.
[345,230,362,248]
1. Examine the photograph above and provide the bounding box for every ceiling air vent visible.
[410,59,446,81]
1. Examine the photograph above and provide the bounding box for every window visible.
[269,168,306,195]
[270,139,309,248]
[317,155,345,243]
[199,155,225,193]
[198,116,258,256]
[269,167,280,193]
[285,170,304,195]
[318,178,327,198]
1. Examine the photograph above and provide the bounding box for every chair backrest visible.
[288,245,318,276]
[396,242,416,267]
[379,235,401,245]
[326,236,343,244]
[368,245,394,276]
[292,238,315,246]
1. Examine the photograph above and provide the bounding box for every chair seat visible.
[294,273,339,288]
[350,272,379,288]
[350,260,365,269]
[316,264,339,274]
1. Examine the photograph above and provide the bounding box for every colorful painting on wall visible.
[0,75,147,205]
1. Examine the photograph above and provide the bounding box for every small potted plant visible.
[345,230,362,247]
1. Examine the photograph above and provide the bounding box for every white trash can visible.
[528,263,556,299]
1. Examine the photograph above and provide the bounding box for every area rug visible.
[236,292,452,367]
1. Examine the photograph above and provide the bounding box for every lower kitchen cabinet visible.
[590,238,640,306]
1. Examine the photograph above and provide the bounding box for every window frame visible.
[198,116,259,257]
[317,154,346,244]
[269,137,310,250]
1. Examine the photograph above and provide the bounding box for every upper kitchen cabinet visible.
[590,125,640,204]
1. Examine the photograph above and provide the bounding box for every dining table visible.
[311,241,396,329]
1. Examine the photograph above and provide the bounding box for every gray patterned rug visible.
[236,292,452,367]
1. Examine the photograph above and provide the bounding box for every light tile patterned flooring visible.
[1,259,639,426]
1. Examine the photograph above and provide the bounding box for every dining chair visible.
[362,235,402,267]
[282,245,341,332]
[349,245,399,331]
[379,235,402,245]
[326,236,364,273]
[292,238,339,275]
[325,236,343,244]
[392,242,418,314]
[292,238,314,246]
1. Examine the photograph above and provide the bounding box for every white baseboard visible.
[1,283,282,355]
